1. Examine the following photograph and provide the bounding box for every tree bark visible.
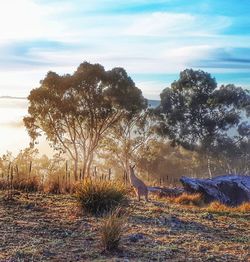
[73,158,78,181]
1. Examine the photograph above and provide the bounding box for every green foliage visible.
[100,110,153,177]
[24,62,147,179]
[75,180,128,216]
[156,69,250,154]
[137,139,202,182]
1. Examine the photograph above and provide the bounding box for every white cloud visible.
[136,81,166,99]
[0,0,71,41]
[124,12,231,37]
[0,0,249,98]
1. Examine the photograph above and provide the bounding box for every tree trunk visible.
[82,161,87,181]
[86,153,94,177]
[207,156,212,179]
[73,158,78,181]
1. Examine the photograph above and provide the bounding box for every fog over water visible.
[0,97,52,156]
[0,96,247,156]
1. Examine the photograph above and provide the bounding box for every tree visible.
[136,139,203,184]
[155,69,250,176]
[24,62,146,180]
[100,109,152,178]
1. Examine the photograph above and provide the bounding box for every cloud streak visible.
[0,0,249,99]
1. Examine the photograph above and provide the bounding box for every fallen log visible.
[147,186,184,198]
[180,175,250,206]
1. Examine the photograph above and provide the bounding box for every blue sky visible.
[0,0,250,99]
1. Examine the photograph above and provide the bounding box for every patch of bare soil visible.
[0,192,249,261]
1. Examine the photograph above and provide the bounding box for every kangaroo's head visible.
[129,164,136,175]
[129,164,135,170]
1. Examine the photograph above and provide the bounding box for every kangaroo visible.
[129,165,148,202]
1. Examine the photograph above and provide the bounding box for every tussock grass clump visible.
[13,177,40,192]
[237,202,250,212]
[206,201,250,213]
[100,208,126,251]
[76,179,128,216]
[0,179,8,190]
[45,177,78,194]
[174,193,204,206]
[46,178,61,194]
[0,176,40,192]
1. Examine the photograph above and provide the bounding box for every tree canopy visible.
[24,62,147,179]
[155,69,250,154]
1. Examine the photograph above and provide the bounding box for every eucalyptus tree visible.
[155,69,250,176]
[100,109,153,177]
[24,62,146,180]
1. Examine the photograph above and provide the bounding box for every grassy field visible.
[0,192,249,261]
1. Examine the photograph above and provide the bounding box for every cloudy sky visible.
[0,0,250,99]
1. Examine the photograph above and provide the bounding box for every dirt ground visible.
[0,192,249,261]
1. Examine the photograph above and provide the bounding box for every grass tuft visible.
[75,179,128,216]
[100,208,126,251]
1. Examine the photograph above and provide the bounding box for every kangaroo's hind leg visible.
[137,189,141,201]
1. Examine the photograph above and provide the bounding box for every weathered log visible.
[148,186,184,198]
[180,175,250,206]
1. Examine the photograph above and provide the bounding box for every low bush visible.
[75,179,128,216]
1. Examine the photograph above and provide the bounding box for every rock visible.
[199,245,208,253]
[202,213,214,220]
[128,233,144,242]
[24,203,35,210]
[169,216,183,229]
[43,250,56,258]
[159,215,183,229]
[180,175,250,206]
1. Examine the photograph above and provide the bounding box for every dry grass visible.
[75,179,128,216]
[0,179,8,189]
[206,201,250,213]
[0,192,249,261]
[15,177,41,193]
[45,178,61,194]
[100,208,126,251]
[0,176,40,193]
[173,193,205,207]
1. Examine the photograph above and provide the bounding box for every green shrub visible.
[76,179,128,216]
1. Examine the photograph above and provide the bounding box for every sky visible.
[0,0,250,100]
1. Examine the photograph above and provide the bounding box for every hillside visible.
[0,192,249,261]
